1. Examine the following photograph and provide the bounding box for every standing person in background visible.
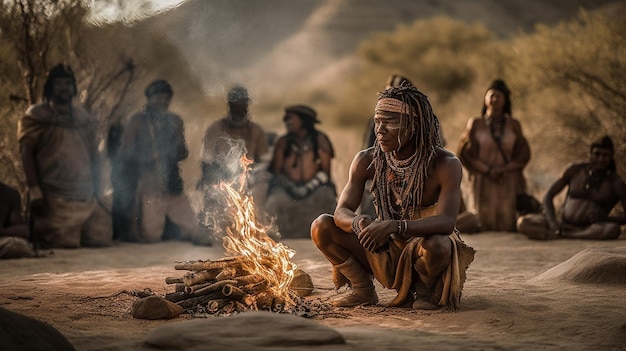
[18,64,112,248]
[457,79,531,232]
[517,136,625,240]
[117,79,200,243]
[198,85,269,243]
[0,183,35,258]
[266,104,336,238]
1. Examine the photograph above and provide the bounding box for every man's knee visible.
[421,235,451,259]
[310,214,335,242]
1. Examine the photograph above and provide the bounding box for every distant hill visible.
[145,0,618,97]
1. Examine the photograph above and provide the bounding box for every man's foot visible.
[333,288,378,307]
[412,279,439,310]
[412,298,440,310]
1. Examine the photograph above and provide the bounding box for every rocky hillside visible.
[145,0,618,97]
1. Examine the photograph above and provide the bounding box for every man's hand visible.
[357,219,395,252]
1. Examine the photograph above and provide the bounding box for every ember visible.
[164,156,329,317]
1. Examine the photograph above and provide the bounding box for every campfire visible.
[163,156,325,317]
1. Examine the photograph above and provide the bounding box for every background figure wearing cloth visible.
[266,105,336,239]
[198,85,269,242]
[457,79,531,232]
[517,136,625,240]
[18,64,112,248]
[311,84,475,310]
[117,79,199,243]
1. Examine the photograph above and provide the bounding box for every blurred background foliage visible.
[0,0,624,202]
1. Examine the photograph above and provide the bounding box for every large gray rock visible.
[0,307,75,351]
[145,311,345,350]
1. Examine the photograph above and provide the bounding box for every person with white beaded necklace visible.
[311,83,475,310]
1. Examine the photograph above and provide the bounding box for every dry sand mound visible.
[531,247,626,285]
[145,311,346,351]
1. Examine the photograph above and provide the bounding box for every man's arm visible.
[333,149,372,233]
[269,137,287,175]
[543,166,573,231]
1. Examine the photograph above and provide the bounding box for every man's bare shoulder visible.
[465,116,484,129]
[250,121,265,132]
[561,162,587,178]
[204,118,227,133]
[24,103,52,120]
[433,146,461,168]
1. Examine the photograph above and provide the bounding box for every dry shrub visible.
[329,10,625,195]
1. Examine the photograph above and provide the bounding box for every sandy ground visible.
[1,232,625,351]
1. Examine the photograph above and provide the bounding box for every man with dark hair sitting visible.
[517,135,626,240]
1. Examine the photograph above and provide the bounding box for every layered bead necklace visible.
[378,151,419,219]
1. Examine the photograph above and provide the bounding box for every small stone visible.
[132,295,183,320]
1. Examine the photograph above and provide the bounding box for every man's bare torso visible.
[562,163,619,226]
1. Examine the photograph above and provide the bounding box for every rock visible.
[145,311,345,350]
[132,295,183,320]
[289,268,314,297]
[0,307,75,351]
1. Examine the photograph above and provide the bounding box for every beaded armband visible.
[351,214,374,235]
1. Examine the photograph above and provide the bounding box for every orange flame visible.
[220,156,297,302]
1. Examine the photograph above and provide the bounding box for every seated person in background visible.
[117,79,200,244]
[266,105,336,238]
[198,85,269,242]
[517,135,625,240]
[0,183,35,259]
[18,64,112,248]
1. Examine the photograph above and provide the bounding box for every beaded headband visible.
[375,98,415,117]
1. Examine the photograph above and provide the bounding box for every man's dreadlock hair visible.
[370,83,442,220]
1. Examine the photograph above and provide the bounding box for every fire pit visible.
[163,157,329,317]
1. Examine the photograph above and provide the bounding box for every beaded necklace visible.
[379,152,419,219]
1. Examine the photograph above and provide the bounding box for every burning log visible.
[174,257,242,271]
[177,291,225,310]
[165,277,183,284]
[221,284,246,301]
[189,280,236,296]
[207,299,230,313]
[182,270,222,286]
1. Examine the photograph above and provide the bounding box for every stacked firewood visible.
[164,256,293,314]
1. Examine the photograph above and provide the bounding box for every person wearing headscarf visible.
[457,79,531,232]
[311,85,475,310]
[517,135,625,240]
[117,79,201,243]
[17,64,112,248]
[197,85,270,243]
[266,104,336,238]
